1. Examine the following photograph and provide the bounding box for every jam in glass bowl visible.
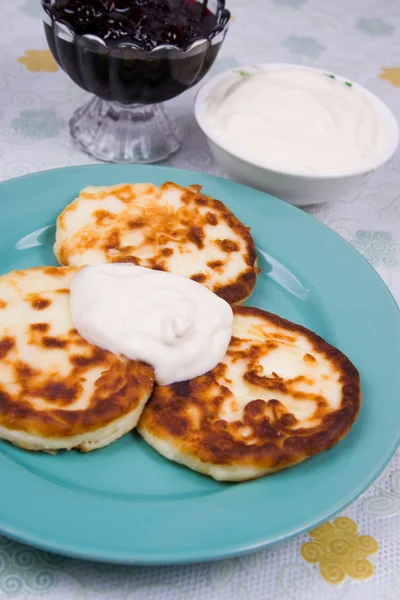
[42,0,230,163]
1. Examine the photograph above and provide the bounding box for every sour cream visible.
[206,67,391,174]
[70,264,233,386]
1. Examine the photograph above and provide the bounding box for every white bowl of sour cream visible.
[194,63,399,206]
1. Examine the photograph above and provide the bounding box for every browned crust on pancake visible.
[0,351,154,439]
[0,267,155,441]
[56,182,258,305]
[139,307,361,477]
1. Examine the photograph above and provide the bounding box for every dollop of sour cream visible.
[70,264,233,386]
[206,67,391,174]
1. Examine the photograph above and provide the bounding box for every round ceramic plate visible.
[0,164,399,565]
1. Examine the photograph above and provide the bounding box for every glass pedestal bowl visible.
[42,0,230,163]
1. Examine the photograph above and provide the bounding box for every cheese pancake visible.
[138,307,361,481]
[0,267,154,452]
[54,182,258,305]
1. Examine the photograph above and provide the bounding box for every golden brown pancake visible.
[138,307,361,481]
[0,266,154,452]
[54,182,258,305]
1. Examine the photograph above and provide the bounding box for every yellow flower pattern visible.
[301,517,379,585]
[379,67,400,87]
[18,49,58,73]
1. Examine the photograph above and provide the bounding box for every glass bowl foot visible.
[69,97,184,164]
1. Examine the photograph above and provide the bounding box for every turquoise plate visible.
[0,164,399,565]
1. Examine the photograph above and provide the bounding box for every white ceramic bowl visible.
[194,63,399,206]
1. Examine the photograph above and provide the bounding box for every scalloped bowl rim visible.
[194,62,400,180]
[42,3,231,56]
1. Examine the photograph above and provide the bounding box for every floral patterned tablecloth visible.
[1,0,400,598]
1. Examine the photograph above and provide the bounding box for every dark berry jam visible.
[43,0,221,50]
[42,0,229,104]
